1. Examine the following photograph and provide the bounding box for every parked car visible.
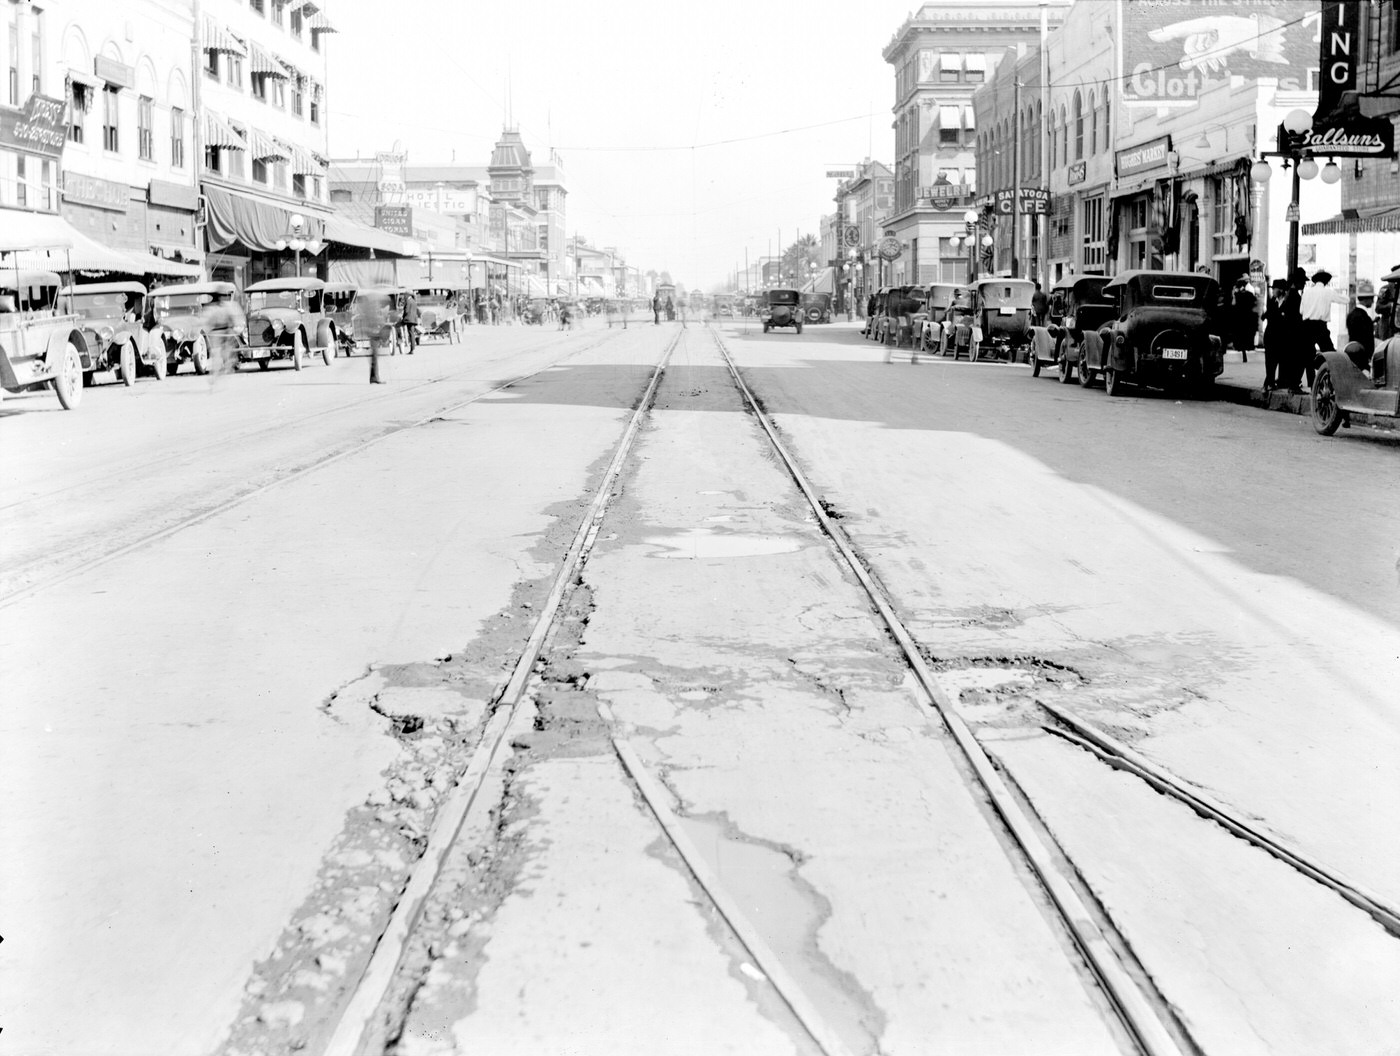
[59,281,163,386]
[242,277,338,370]
[1311,264,1400,435]
[148,281,240,375]
[323,282,359,356]
[1079,270,1224,396]
[916,283,962,355]
[0,265,88,410]
[1039,275,1114,384]
[945,278,1036,362]
[863,287,891,340]
[761,288,803,333]
[880,285,926,352]
[413,283,465,341]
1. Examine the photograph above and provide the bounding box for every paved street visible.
[2,319,1397,1055]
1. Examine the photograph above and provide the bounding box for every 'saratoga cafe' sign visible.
[1307,0,1396,158]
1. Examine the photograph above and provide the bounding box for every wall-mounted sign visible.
[148,179,199,212]
[0,94,67,158]
[826,169,856,179]
[1116,135,1172,179]
[63,171,129,211]
[93,56,135,90]
[1122,0,1319,108]
[878,235,902,260]
[374,205,413,236]
[988,187,1050,215]
[1304,0,1397,159]
[1067,161,1086,187]
[843,227,861,248]
[375,151,406,205]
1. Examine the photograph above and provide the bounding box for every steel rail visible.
[1040,702,1400,939]
[323,329,687,1056]
[0,329,589,517]
[705,324,1189,1056]
[0,331,625,610]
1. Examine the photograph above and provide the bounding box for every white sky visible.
[325,0,920,289]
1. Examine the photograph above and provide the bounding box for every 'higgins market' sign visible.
[1122,0,1321,107]
[1116,136,1172,178]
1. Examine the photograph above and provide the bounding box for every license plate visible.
[1162,347,1188,360]
[998,306,1016,315]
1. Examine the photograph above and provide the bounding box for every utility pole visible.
[1011,73,1022,278]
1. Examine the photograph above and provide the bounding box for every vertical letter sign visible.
[1306,1,1395,157]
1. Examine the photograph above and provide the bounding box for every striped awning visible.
[308,11,338,33]
[203,16,247,56]
[1302,207,1400,235]
[247,127,291,162]
[288,143,324,175]
[286,0,320,13]
[203,110,247,150]
[248,42,291,79]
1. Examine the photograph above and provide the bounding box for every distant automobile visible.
[60,281,164,386]
[242,277,338,370]
[761,288,803,333]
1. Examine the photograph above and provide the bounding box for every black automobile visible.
[761,288,803,333]
[1079,270,1225,396]
[1042,275,1113,384]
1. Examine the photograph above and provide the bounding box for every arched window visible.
[1073,90,1084,161]
[1059,106,1068,167]
[1035,100,1043,175]
[1089,91,1097,156]
[1102,86,1111,152]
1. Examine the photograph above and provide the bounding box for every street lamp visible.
[274,212,321,278]
[1250,108,1317,280]
[963,209,977,281]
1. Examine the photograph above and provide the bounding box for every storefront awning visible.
[308,12,339,33]
[470,253,522,269]
[323,213,416,257]
[1302,206,1400,235]
[204,110,246,150]
[0,211,200,276]
[289,143,323,176]
[203,16,247,56]
[202,184,328,254]
[66,68,102,90]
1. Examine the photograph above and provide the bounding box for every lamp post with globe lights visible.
[273,212,322,278]
[963,209,978,281]
[1249,109,1324,281]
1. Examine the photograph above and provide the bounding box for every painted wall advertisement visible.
[1122,0,1321,107]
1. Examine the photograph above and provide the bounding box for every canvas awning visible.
[204,110,246,150]
[1302,207,1400,235]
[308,11,339,33]
[202,184,328,253]
[939,105,962,131]
[248,42,290,79]
[0,211,200,276]
[525,275,549,297]
[203,16,247,56]
[247,127,290,162]
[288,143,323,176]
[323,213,416,257]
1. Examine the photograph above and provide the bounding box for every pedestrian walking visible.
[1031,281,1049,327]
[401,291,419,353]
[203,290,246,379]
[652,293,660,325]
[356,289,390,384]
[1261,278,1297,392]
[1231,277,1258,362]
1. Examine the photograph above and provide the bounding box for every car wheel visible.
[116,341,137,386]
[322,335,334,366]
[969,336,980,363]
[1105,367,1126,396]
[191,335,210,375]
[1031,351,1041,377]
[1311,367,1344,435]
[1077,355,1095,388]
[1058,343,1074,383]
[293,331,305,371]
[152,348,167,380]
[52,341,84,410]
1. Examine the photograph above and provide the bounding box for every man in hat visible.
[1296,269,1343,391]
[1231,277,1258,361]
[1262,277,1298,392]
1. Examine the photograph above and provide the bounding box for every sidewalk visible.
[1213,349,1394,429]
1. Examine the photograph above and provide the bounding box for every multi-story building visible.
[880,0,1069,286]
[1302,0,1400,287]
[835,159,892,312]
[198,0,336,287]
[972,43,1047,280]
[51,0,201,277]
[2,2,65,217]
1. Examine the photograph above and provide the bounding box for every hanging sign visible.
[1305,0,1397,158]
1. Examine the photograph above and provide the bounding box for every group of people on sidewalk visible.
[1257,268,1381,394]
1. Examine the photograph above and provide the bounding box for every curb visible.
[1212,380,1395,430]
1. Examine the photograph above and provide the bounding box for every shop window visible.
[292,173,306,198]
[138,95,154,160]
[252,157,268,184]
[171,107,185,167]
[1082,196,1104,270]
[103,86,120,152]
[1128,197,1149,231]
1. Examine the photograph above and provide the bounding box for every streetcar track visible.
[0,329,626,609]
